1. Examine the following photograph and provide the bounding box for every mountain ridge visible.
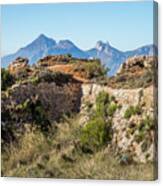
[2,34,157,76]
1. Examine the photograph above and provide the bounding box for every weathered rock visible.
[8,57,29,75]
[80,83,156,163]
[117,56,157,75]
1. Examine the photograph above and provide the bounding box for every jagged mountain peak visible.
[2,34,157,76]
[95,40,113,52]
[96,40,105,50]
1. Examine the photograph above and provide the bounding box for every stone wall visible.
[81,84,157,163]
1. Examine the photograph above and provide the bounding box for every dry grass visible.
[1,114,156,180]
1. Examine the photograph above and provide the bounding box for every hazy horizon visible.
[2,1,154,56]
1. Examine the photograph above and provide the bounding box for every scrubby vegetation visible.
[124,105,142,119]
[108,71,154,89]
[1,96,50,146]
[80,92,118,152]
[1,69,82,145]
[135,116,154,143]
[1,55,157,180]
[73,60,108,79]
[107,103,119,117]
[30,70,72,85]
[108,56,157,89]
[1,68,15,90]
[80,117,111,152]
[16,98,51,132]
[2,88,154,179]
[1,114,154,180]
[95,91,117,117]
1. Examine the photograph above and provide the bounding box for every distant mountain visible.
[47,39,89,59]
[2,34,88,68]
[1,34,157,76]
[86,41,126,76]
[86,41,157,75]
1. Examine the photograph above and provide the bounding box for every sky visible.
[1,1,154,56]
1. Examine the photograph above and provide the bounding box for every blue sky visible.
[1,1,154,56]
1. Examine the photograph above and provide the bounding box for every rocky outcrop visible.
[37,55,104,83]
[37,55,71,67]
[109,56,157,89]
[81,83,156,163]
[117,56,157,75]
[8,57,29,75]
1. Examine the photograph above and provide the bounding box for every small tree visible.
[80,117,111,151]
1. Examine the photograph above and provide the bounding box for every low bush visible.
[124,105,142,119]
[107,103,118,117]
[74,61,108,79]
[138,116,154,132]
[95,91,118,118]
[80,116,112,151]
[1,68,15,90]
[135,116,154,143]
[80,91,117,152]
[95,91,110,117]
[2,97,51,144]
[31,70,71,85]
[17,98,51,132]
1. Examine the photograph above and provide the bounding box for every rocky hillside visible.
[108,56,157,89]
[1,56,107,143]
[1,55,157,179]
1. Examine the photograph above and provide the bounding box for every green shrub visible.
[74,61,108,79]
[138,116,154,132]
[107,103,118,117]
[1,68,15,90]
[30,76,39,85]
[95,91,118,117]
[80,91,117,152]
[95,91,110,117]
[65,53,72,58]
[124,105,142,119]
[30,70,71,85]
[135,116,154,143]
[16,98,51,132]
[80,116,112,151]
